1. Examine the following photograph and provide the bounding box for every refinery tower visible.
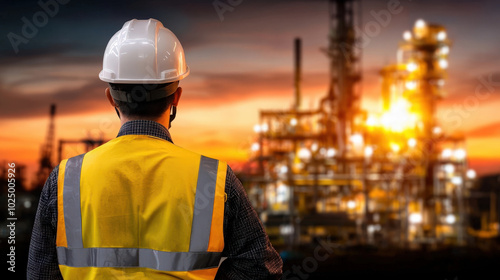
[244,0,495,250]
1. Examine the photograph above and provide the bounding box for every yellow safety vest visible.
[56,135,227,279]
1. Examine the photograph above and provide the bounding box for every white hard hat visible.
[99,18,189,84]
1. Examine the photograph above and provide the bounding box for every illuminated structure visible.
[245,1,487,249]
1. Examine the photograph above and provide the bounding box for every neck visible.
[118,107,172,129]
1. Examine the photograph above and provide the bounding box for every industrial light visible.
[280,225,294,235]
[364,146,374,158]
[444,164,455,174]
[403,30,412,41]
[290,118,298,126]
[367,224,381,234]
[453,149,466,160]
[260,212,268,223]
[451,176,463,185]
[466,169,476,179]
[406,62,418,72]
[441,148,452,159]
[439,46,450,55]
[381,99,417,132]
[298,147,312,160]
[279,165,288,174]
[445,214,456,224]
[347,200,356,209]
[438,58,448,69]
[261,123,269,132]
[251,143,260,152]
[253,124,261,133]
[436,31,447,41]
[350,133,363,145]
[390,143,400,153]
[327,148,336,158]
[415,19,426,29]
[433,126,442,135]
[405,81,417,90]
[409,213,423,224]
[408,138,417,148]
[276,183,289,203]
[414,19,428,39]
[366,115,379,126]
[293,162,304,171]
[311,143,318,152]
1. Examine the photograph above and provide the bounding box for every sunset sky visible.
[1,0,500,187]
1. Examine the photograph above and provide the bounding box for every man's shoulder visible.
[168,143,236,184]
[165,141,229,166]
[57,137,233,178]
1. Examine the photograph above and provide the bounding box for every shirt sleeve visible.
[27,166,63,280]
[216,167,283,280]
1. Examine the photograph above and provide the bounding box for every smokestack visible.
[294,38,301,111]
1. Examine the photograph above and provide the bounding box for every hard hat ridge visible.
[99,18,190,84]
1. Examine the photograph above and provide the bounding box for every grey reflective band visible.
[63,154,85,248]
[57,247,221,271]
[189,156,219,252]
[110,82,179,103]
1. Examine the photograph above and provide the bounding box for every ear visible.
[172,87,182,106]
[105,88,117,107]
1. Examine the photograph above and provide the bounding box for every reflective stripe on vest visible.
[56,247,221,271]
[55,135,227,279]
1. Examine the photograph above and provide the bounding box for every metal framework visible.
[244,0,484,250]
[36,104,56,188]
[57,138,107,162]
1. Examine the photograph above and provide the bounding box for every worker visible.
[27,18,283,279]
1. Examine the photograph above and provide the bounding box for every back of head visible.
[99,18,189,119]
[109,82,178,119]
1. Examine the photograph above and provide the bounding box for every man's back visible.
[28,120,283,279]
[28,18,282,279]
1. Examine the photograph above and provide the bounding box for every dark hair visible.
[109,82,177,119]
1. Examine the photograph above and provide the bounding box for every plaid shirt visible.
[27,120,282,279]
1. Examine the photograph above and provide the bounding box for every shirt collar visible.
[117,120,173,143]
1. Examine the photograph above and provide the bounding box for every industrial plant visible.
[1,0,499,277]
[243,0,499,250]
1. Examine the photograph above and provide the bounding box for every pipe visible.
[294,38,301,111]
